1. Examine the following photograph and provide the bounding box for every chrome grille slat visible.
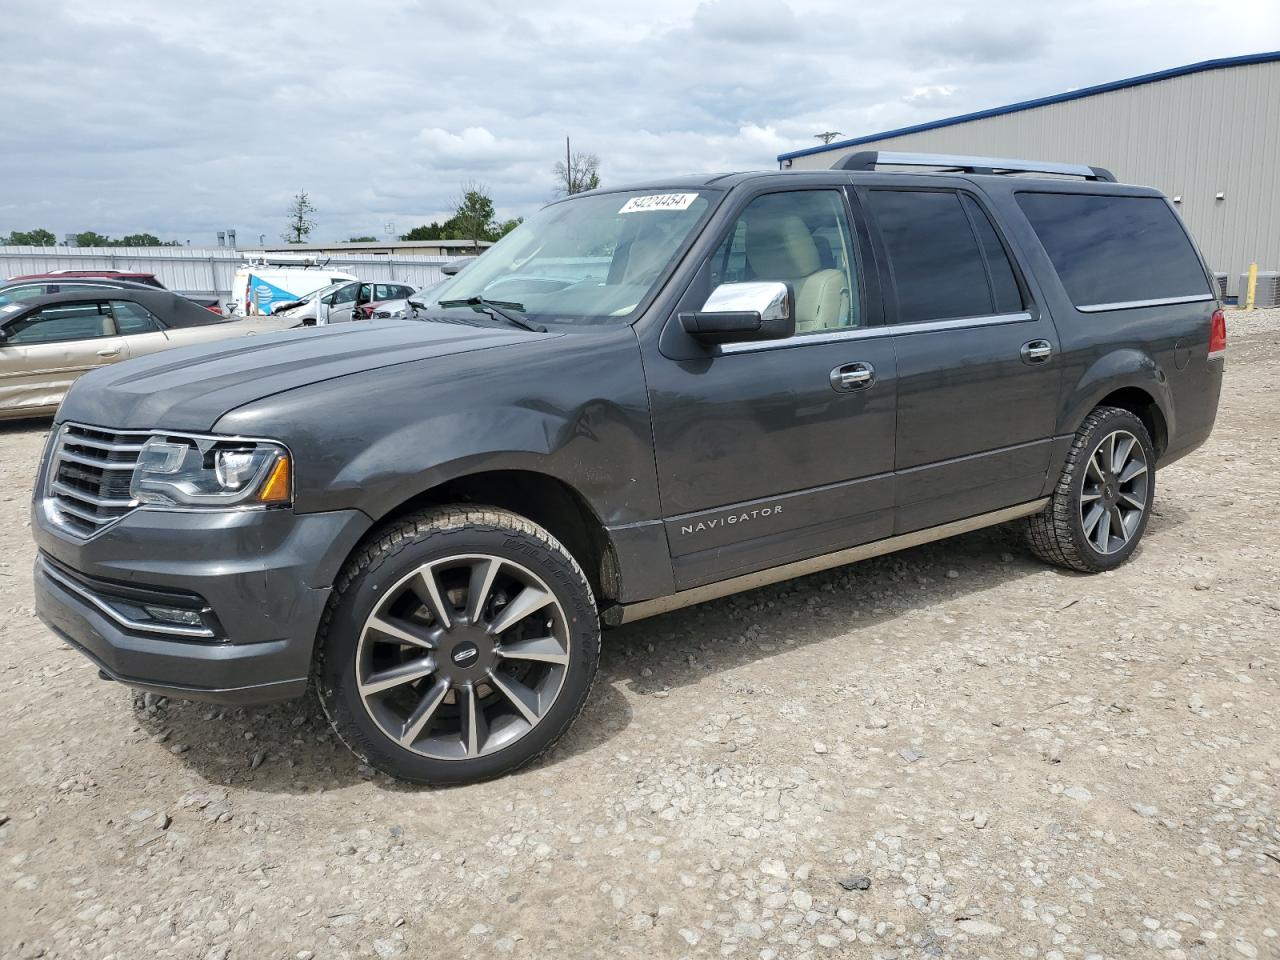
[47,424,147,537]
[56,451,137,470]
[50,481,136,510]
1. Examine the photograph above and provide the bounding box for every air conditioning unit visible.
[1213,272,1228,300]
[1238,271,1280,308]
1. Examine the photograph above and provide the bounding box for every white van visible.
[229,256,356,316]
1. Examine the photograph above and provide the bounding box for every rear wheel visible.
[317,506,599,784]
[1025,406,1155,573]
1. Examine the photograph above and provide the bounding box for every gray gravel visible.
[2,321,1278,959]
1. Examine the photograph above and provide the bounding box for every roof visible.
[778,50,1280,162]
[249,240,493,253]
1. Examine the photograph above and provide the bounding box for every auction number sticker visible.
[619,193,699,214]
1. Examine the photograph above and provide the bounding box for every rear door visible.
[860,186,1062,533]
[0,301,126,414]
[109,299,171,360]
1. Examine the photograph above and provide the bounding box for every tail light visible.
[1208,308,1226,360]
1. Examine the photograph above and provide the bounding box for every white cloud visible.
[3,0,1278,243]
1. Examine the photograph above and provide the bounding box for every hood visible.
[58,319,558,431]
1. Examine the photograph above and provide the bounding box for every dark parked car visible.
[1,288,293,419]
[6,270,222,314]
[32,152,1225,784]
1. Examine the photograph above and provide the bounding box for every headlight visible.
[130,435,292,507]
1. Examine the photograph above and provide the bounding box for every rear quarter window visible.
[1015,192,1210,309]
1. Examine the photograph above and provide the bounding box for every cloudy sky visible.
[5,0,1278,246]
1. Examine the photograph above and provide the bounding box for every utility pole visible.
[566,136,572,194]
[814,131,843,144]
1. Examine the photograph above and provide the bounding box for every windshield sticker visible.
[619,193,699,214]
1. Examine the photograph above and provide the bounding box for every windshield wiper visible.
[438,296,546,332]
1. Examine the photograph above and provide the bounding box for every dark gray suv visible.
[32,151,1226,784]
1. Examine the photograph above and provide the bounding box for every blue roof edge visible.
[777,50,1280,162]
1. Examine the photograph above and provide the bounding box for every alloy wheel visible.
[1079,429,1149,555]
[355,554,571,760]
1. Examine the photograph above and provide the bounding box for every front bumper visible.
[33,503,371,704]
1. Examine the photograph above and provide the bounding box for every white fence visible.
[0,246,453,305]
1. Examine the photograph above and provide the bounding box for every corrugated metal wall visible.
[789,59,1280,294]
[0,246,454,303]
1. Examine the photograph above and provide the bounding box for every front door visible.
[0,301,126,415]
[860,186,1062,533]
[645,187,898,590]
[321,282,360,324]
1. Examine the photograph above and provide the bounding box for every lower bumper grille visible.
[46,424,148,536]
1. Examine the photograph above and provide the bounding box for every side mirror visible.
[679,281,795,345]
[441,259,469,276]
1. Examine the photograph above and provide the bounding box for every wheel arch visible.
[1060,349,1175,459]
[364,466,620,605]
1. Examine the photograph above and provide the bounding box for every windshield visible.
[423,190,714,323]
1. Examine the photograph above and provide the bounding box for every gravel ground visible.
[2,308,1279,960]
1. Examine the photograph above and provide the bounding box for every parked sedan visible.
[0,289,294,420]
[368,282,443,320]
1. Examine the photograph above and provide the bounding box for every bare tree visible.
[283,190,317,244]
[553,146,601,196]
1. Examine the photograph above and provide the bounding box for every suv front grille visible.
[46,425,149,536]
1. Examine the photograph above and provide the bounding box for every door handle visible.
[97,348,120,359]
[1021,339,1052,364]
[830,362,875,392]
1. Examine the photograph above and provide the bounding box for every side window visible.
[110,300,163,335]
[357,283,373,303]
[961,195,1024,315]
[3,302,112,345]
[867,189,996,324]
[0,284,50,307]
[331,283,358,305]
[709,190,860,334]
[1015,192,1211,308]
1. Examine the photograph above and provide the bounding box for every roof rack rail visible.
[831,150,1116,182]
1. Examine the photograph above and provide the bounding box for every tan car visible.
[0,289,296,420]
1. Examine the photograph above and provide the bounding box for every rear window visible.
[1015,193,1210,310]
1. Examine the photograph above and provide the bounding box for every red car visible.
[8,269,164,288]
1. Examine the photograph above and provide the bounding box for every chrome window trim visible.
[1076,294,1214,313]
[39,558,215,639]
[717,311,1033,354]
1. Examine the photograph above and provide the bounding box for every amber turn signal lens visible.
[257,455,292,504]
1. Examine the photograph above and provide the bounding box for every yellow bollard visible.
[1244,263,1257,312]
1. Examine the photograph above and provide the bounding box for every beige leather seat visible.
[744,212,849,333]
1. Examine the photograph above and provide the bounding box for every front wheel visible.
[1025,406,1156,573]
[316,506,600,784]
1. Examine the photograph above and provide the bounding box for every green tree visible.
[74,231,112,247]
[401,221,449,241]
[3,227,56,245]
[118,233,163,246]
[283,190,317,244]
[553,150,601,196]
[452,183,497,249]
[347,235,378,243]
[497,217,523,238]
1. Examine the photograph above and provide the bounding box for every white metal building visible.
[779,52,1280,295]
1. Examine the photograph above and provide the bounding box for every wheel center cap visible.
[450,641,480,667]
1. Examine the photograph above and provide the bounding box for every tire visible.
[1025,406,1156,573]
[316,505,600,785]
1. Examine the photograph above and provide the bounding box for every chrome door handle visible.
[1021,339,1052,364]
[831,362,874,392]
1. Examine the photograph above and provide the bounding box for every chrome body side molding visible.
[608,498,1049,625]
